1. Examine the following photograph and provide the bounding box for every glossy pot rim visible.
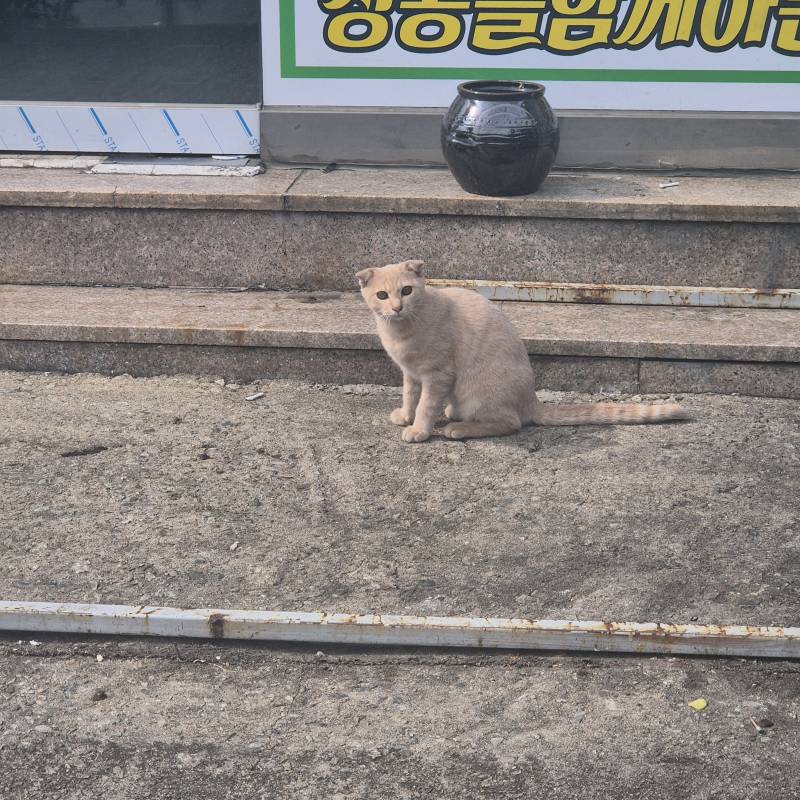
[457,80,546,101]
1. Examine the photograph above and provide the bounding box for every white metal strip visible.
[0,104,260,156]
[427,279,800,310]
[1,602,798,659]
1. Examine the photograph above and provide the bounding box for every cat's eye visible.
[401,286,413,296]
[376,291,389,300]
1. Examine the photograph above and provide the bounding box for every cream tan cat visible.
[357,260,688,443]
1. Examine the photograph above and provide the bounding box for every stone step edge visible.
[1,286,798,365]
[0,166,799,224]
[3,341,798,401]
[3,324,799,365]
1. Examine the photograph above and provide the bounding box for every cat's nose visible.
[392,305,403,314]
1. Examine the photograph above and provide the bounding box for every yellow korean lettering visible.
[397,12,465,49]
[743,0,779,44]
[547,0,619,52]
[776,0,800,52]
[613,0,698,47]
[470,3,547,52]
[698,0,749,47]
[322,1,394,52]
[396,1,472,51]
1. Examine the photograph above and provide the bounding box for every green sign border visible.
[279,0,800,83]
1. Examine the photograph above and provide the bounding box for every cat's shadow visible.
[434,420,621,456]
[520,425,620,456]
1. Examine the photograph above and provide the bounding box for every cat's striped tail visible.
[529,399,690,426]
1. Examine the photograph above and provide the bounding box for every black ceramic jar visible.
[441,81,559,197]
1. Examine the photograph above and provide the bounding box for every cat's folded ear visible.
[355,268,374,287]
[404,260,425,276]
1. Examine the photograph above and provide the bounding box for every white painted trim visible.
[1,602,798,659]
[427,279,800,310]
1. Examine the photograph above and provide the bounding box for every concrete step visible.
[1,285,798,398]
[0,166,797,291]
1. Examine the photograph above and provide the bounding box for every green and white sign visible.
[263,0,800,110]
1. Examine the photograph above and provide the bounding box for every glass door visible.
[0,0,261,155]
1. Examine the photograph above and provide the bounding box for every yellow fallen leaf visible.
[688,698,708,711]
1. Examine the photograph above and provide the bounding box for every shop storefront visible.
[1,0,798,166]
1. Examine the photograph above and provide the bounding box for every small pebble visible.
[96,654,104,663]
[91,689,108,702]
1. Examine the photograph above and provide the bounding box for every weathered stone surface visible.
[641,359,800,399]
[0,341,398,386]
[0,169,118,207]
[2,165,799,222]
[276,211,799,290]
[0,341,648,394]
[0,207,289,288]
[531,355,639,394]
[1,370,799,799]
[1,168,797,289]
[2,285,798,396]
[2,285,799,364]
[0,166,301,210]
[1,370,798,626]
[287,166,800,223]
[0,167,797,290]
[111,169,300,210]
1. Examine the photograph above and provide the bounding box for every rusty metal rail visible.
[427,279,800,309]
[1,602,798,659]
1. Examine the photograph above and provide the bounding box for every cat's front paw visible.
[401,426,431,443]
[443,423,467,439]
[390,408,413,427]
